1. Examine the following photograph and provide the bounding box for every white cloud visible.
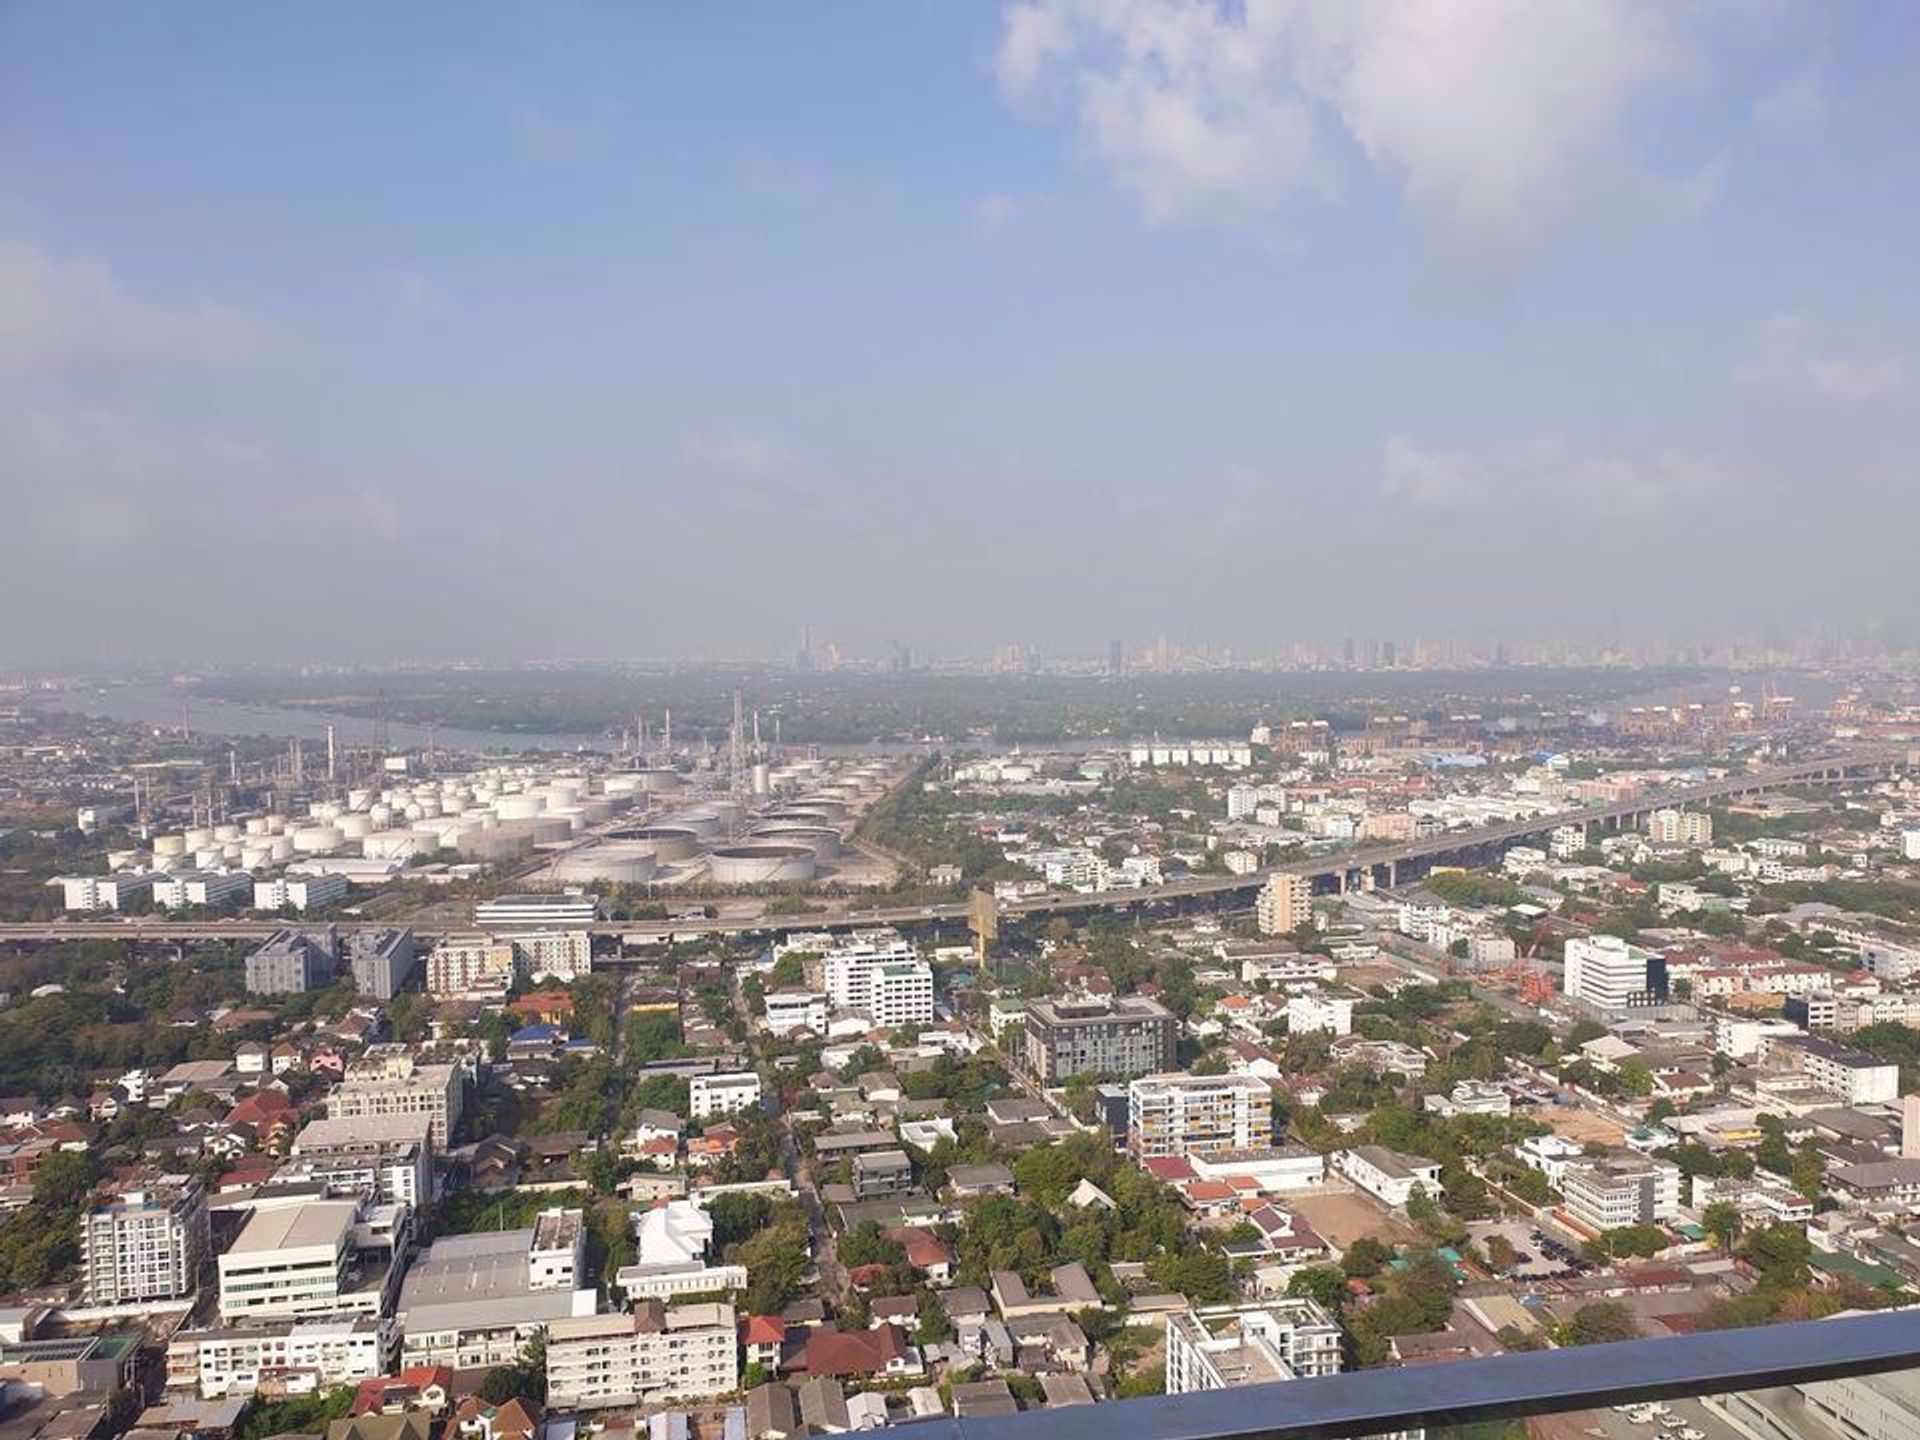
[1739,311,1912,405]
[0,242,264,367]
[973,192,1027,230]
[356,486,403,542]
[996,0,1714,273]
[1382,436,1729,517]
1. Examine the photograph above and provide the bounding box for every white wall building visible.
[1563,934,1654,1011]
[254,875,349,913]
[1165,1300,1342,1394]
[689,1071,762,1121]
[545,1301,738,1409]
[1285,992,1353,1037]
[763,989,829,1036]
[1128,1074,1270,1160]
[1333,1146,1442,1208]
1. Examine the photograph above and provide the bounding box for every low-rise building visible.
[1164,1299,1343,1393]
[1333,1146,1443,1208]
[1560,1154,1682,1233]
[689,1072,762,1121]
[545,1301,738,1409]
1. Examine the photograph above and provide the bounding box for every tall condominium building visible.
[1561,1155,1683,1233]
[325,1050,464,1148]
[809,929,919,1006]
[345,929,417,1001]
[1128,1074,1272,1160]
[864,960,935,1028]
[425,936,518,998]
[245,929,340,996]
[82,1178,210,1306]
[1563,934,1662,1012]
[1165,1300,1343,1394]
[1256,873,1312,936]
[1023,996,1177,1084]
[1647,808,1713,846]
[545,1301,738,1409]
[510,929,593,983]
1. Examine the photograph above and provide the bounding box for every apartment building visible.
[245,929,341,996]
[286,1114,435,1208]
[810,930,933,1025]
[545,1301,738,1409]
[168,1316,388,1399]
[1023,996,1177,1084]
[864,960,935,1028]
[511,929,593,982]
[58,872,154,912]
[254,875,349,913]
[1561,1155,1682,1233]
[688,1072,761,1121]
[425,936,518,998]
[1165,1300,1343,1394]
[1765,1035,1901,1106]
[1128,1074,1271,1160]
[1256,873,1312,936]
[345,929,418,1002]
[763,989,829,1036]
[1647,809,1713,846]
[1285,992,1353,1037]
[325,1050,464,1149]
[81,1178,210,1306]
[151,871,254,910]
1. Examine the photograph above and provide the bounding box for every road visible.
[3,745,1895,945]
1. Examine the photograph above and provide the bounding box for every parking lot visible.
[1468,1217,1594,1281]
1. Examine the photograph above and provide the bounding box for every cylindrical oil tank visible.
[338,814,373,840]
[707,843,816,884]
[706,800,744,828]
[214,823,241,843]
[264,814,288,835]
[268,836,295,862]
[368,804,393,828]
[751,824,841,858]
[291,825,343,853]
[631,768,683,794]
[458,828,533,863]
[604,825,702,862]
[240,844,273,869]
[193,848,223,869]
[668,811,723,839]
[244,816,271,837]
[106,848,141,870]
[764,807,837,827]
[152,834,187,858]
[363,831,419,861]
[405,827,445,856]
[347,788,373,811]
[751,764,771,796]
[544,846,658,886]
[183,827,214,851]
[521,816,573,846]
[311,802,343,823]
[495,794,544,821]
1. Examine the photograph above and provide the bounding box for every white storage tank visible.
[152,834,187,858]
[707,843,816,885]
[291,825,343,854]
[338,814,373,840]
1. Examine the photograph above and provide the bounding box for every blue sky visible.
[2,2,1917,665]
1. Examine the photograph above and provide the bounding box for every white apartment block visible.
[1860,941,1920,984]
[254,875,349,913]
[1128,1074,1271,1160]
[1561,1156,1682,1232]
[813,929,919,1006]
[82,1180,209,1306]
[1647,809,1713,846]
[169,1317,388,1399]
[762,989,829,1036]
[287,1114,436,1209]
[151,871,254,910]
[1165,1300,1343,1394]
[1285,992,1353,1037]
[688,1071,762,1121]
[1770,1035,1901,1106]
[325,1051,464,1149]
[426,936,518,998]
[865,959,935,1028]
[1466,932,1518,969]
[545,1301,738,1410]
[1256,873,1311,936]
[59,873,153,913]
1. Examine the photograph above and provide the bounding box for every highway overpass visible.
[0,745,1898,947]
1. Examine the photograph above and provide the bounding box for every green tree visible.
[1567,1301,1637,1346]
[1702,1201,1743,1254]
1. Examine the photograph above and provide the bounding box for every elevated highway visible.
[0,746,1897,947]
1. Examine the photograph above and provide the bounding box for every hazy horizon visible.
[3,4,1916,667]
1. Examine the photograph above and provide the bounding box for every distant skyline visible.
[2,3,1917,666]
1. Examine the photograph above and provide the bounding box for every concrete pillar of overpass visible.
[1386,859,1398,888]
[1337,869,1348,895]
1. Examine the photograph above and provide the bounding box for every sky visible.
[2,1,1917,667]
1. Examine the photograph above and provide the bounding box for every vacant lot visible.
[1290,1188,1422,1250]
[1532,1103,1627,1146]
